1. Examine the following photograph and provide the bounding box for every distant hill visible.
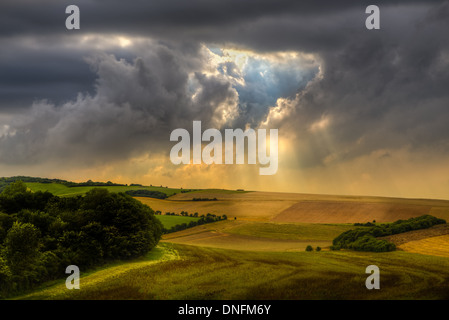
[0,176,185,197]
[0,176,69,190]
[0,176,125,190]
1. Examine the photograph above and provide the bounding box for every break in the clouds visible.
[0,0,448,198]
[0,38,318,165]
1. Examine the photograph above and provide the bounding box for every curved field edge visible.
[12,244,180,300]
[14,243,449,300]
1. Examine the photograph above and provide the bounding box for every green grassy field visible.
[155,215,200,229]
[14,243,449,300]
[159,220,358,252]
[25,182,184,197]
[25,182,248,198]
[13,244,179,300]
[225,222,357,241]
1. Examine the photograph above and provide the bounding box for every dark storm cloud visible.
[0,0,448,169]
[0,40,242,164]
[0,0,432,37]
[0,36,97,110]
[265,2,449,167]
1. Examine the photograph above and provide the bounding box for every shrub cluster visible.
[305,245,322,252]
[192,197,218,201]
[332,215,446,252]
[353,222,376,227]
[0,181,163,298]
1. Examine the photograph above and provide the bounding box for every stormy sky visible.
[1,0,449,199]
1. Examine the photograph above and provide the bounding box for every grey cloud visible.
[0,36,99,111]
[266,3,449,168]
[0,1,433,39]
[0,40,241,165]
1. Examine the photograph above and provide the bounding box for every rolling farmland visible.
[139,190,449,223]
[9,183,449,300]
[136,190,449,252]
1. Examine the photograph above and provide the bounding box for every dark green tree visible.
[4,222,41,276]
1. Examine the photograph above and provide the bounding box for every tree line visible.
[0,181,163,298]
[125,190,168,199]
[0,176,139,191]
[331,215,446,252]
[192,197,218,201]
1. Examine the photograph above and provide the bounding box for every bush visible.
[348,234,396,252]
[316,246,321,252]
[305,245,313,252]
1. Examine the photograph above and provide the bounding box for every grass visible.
[13,244,179,300]
[11,183,449,300]
[25,182,185,197]
[225,222,357,241]
[25,182,248,199]
[399,235,449,258]
[159,220,356,252]
[155,215,200,229]
[13,244,449,300]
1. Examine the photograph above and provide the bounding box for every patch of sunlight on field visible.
[399,235,449,258]
[14,244,179,300]
[160,220,338,251]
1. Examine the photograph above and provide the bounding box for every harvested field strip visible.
[162,230,330,252]
[137,192,449,224]
[399,235,449,258]
[272,201,434,223]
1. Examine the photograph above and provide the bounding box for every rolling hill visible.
[4,177,449,300]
